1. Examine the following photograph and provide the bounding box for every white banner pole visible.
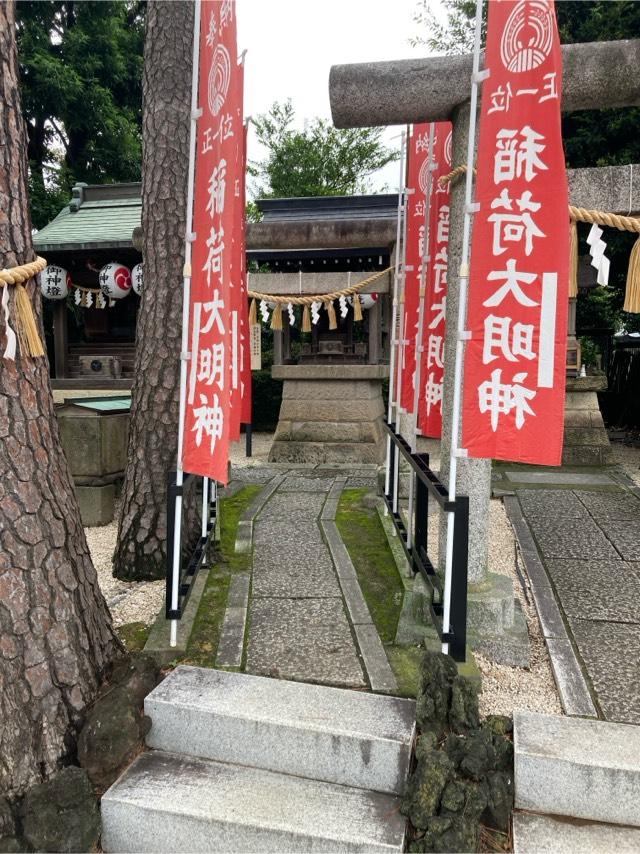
[170,0,202,648]
[442,0,483,656]
[384,131,407,498]
[393,129,411,515]
[407,121,436,549]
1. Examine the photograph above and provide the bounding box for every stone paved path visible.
[505,469,640,725]
[222,465,397,692]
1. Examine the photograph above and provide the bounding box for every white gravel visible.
[85,508,164,629]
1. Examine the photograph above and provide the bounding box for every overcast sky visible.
[237,0,443,196]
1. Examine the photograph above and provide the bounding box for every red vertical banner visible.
[417,123,452,438]
[400,124,430,413]
[462,0,568,465]
[239,121,252,425]
[182,0,242,484]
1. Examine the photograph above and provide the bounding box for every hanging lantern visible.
[131,262,143,295]
[38,265,70,300]
[359,293,379,310]
[99,262,132,300]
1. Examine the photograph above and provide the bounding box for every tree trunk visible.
[113,0,196,580]
[0,1,120,800]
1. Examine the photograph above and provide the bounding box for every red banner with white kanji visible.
[183,0,242,484]
[400,124,430,414]
[417,122,452,438]
[462,0,568,466]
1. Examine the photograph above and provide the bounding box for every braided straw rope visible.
[247,265,392,305]
[0,255,47,285]
[0,255,47,358]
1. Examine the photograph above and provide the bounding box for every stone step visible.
[145,666,415,795]
[513,812,640,853]
[101,750,407,853]
[514,711,640,827]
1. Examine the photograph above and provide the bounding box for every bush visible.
[249,370,283,431]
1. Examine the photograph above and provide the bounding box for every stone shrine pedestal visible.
[269,365,388,465]
[562,374,614,466]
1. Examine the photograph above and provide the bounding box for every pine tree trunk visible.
[0,1,120,800]
[113,0,196,580]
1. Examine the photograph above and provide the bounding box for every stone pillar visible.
[273,329,283,365]
[439,101,492,587]
[368,299,382,364]
[439,102,529,667]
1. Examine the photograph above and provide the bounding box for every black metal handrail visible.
[165,472,217,619]
[384,421,469,662]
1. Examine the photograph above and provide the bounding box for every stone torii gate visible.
[329,38,640,664]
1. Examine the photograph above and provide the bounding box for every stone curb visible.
[215,572,250,668]
[503,495,597,718]
[235,473,285,553]
[320,482,397,694]
[143,566,210,666]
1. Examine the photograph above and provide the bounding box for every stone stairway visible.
[101,666,415,852]
[513,711,640,852]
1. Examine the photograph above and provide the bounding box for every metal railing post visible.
[449,495,469,662]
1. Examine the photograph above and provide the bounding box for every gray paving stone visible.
[246,598,366,688]
[252,551,342,598]
[517,489,589,519]
[258,491,327,521]
[231,466,280,484]
[279,476,336,492]
[546,560,640,623]
[598,520,640,560]
[577,490,640,521]
[527,517,620,560]
[505,470,614,486]
[571,619,640,724]
[253,520,325,547]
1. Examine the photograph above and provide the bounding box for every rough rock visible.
[109,654,159,706]
[489,729,514,774]
[410,815,479,853]
[448,675,480,733]
[77,685,151,789]
[416,653,457,733]
[0,800,14,839]
[459,729,496,781]
[20,766,100,853]
[483,714,513,736]
[483,770,514,833]
[402,750,454,829]
[440,779,488,821]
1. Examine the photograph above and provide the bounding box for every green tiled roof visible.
[34,183,141,252]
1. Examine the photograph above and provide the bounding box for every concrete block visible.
[468,599,530,668]
[145,666,415,795]
[101,750,407,853]
[515,711,640,826]
[143,568,209,667]
[58,409,128,477]
[513,811,640,853]
[76,483,115,526]
[283,379,380,400]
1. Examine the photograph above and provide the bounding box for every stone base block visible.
[468,598,530,668]
[268,439,385,465]
[562,377,614,466]
[76,484,115,527]
[466,572,516,636]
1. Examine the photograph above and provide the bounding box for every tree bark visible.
[0,1,120,800]
[113,0,196,580]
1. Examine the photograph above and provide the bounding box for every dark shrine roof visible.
[256,194,397,222]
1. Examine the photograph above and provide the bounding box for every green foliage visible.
[251,370,283,432]
[250,99,397,198]
[16,1,145,228]
[184,485,261,668]
[578,336,600,368]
